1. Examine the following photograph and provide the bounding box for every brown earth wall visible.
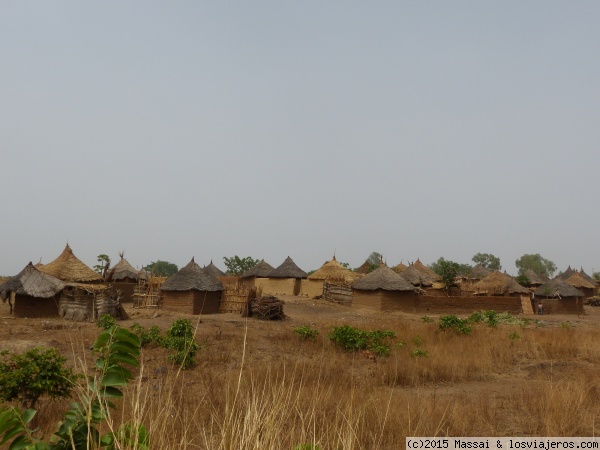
[14,294,59,318]
[534,297,584,315]
[256,278,297,296]
[415,295,522,315]
[161,290,221,315]
[352,290,416,312]
[111,281,136,303]
[301,279,324,298]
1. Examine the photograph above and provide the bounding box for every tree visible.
[144,260,179,277]
[471,253,501,271]
[430,257,472,276]
[437,259,460,295]
[364,252,383,273]
[515,254,557,278]
[93,254,111,276]
[223,256,259,276]
[0,347,77,409]
[594,272,600,283]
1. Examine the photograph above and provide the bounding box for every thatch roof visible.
[39,244,103,283]
[392,262,408,274]
[535,278,583,298]
[241,259,274,278]
[471,271,529,296]
[399,265,433,287]
[161,258,223,292]
[565,273,596,290]
[352,266,415,291]
[268,257,307,279]
[557,266,577,280]
[523,269,548,286]
[355,260,372,275]
[412,259,442,282]
[307,256,355,283]
[0,262,65,301]
[203,260,226,278]
[578,269,597,286]
[469,265,490,280]
[106,257,140,282]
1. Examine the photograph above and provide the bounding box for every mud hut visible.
[105,254,143,303]
[557,266,577,281]
[303,256,356,298]
[392,262,408,274]
[240,259,274,289]
[565,273,596,299]
[399,265,433,288]
[577,269,597,287]
[39,244,102,283]
[352,265,415,312]
[469,265,490,281]
[534,278,584,314]
[258,256,308,296]
[0,262,65,317]
[470,271,530,296]
[203,260,226,279]
[411,259,442,282]
[160,258,223,314]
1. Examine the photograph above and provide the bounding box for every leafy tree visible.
[93,254,111,275]
[594,272,600,282]
[144,260,178,277]
[471,253,501,271]
[223,256,259,276]
[515,274,531,287]
[430,257,472,276]
[367,252,382,266]
[515,254,557,278]
[0,347,77,409]
[436,259,460,295]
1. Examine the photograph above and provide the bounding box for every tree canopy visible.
[515,254,557,278]
[223,256,259,276]
[144,260,179,277]
[93,254,111,275]
[430,257,472,276]
[436,259,461,295]
[471,253,501,271]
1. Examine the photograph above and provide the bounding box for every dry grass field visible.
[1,297,600,449]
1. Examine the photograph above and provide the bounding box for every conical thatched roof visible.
[557,266,577,280]
[39,244,102,283]
[412,259,442,282]
[203,260,225,278]
[469,265,490,280]
[161,258,223,292]
[308,256,355,283]
[578,269,597,286]
[241,259,274,278]
[523,269,548,286]
[352,265,415,291]
[355,260,372,275]
[535,278,583,298]
[472,271,529,295]
[392,262,408,274]
[565,273,596,290]
[268,257,307,279]
[106,257,140,282]
[0,262,65,301]
[399,265,433,287]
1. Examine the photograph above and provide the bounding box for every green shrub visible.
[165,319,200,370]
[328,325,396,357]
[439,315,472,334]
[411,348,429,358]
[294,325,319,340]
[421,315,435,323]
[131,323,165,347]
[97,314,117,330]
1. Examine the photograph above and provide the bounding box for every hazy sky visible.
[2,2,599,276]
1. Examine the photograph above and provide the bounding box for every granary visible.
[240,259,275,288]
[565,273,596,299]
[203,260,226,279]
[160,258,223,314]
[411,259,442,282]
[105,253,146,303]
[534,278,584,314]
[38,245,120,321]
[470,271,530,297]
[302,255,356,298]
[399,265,433,288]
[352,265,416,312]
[0,262,65,318]
[257,256,308,296]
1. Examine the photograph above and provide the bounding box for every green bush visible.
[165,319,200,370]
[131,323,165,347]
[328,325,396,357]
[438,315,472,334]
[97,314,117,330]
[421,316,435,323]
[294,325,319,340]
[411,348,429,358]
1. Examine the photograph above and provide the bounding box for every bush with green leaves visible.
[438,315,472,334]
[328,325,396,357]
[165,319,200,370]
[294,325,319,340]
[0,347,77,409]
[97,314,117,330]
[0,325,149,450]
[467,310,499,327]
[131,323,165,347]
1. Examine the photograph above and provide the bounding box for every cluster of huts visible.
[1,247,597,321]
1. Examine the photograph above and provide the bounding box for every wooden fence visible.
[323,281,353,306]
[220,281,251,313]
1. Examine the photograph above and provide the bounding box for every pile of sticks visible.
[584,296,600,306]
[250,295,286,320]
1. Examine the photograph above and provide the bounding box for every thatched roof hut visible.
[535,278,583,298]
[557,266,577,281]
[471,271,529,296]
[412,259,442,282]
[469,265,490,280]
[523,269,548,286]
[308,256,355,283]
[268,257,308,279]
[578,269,597,286]
[39,244,102,283]
[203,260,226,278]
[565,273,596,299]
[241,259,274,278]
[0,262,65,302]
[161,258,223,314]
[399,265,433,287]
[352,266,414,292]
[106,256,140,282]
[352,266,415,312]
[392,262,408,274]
[355,260,372,275]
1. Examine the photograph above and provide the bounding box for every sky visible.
[1,1,599,277]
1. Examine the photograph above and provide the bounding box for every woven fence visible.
[220,281,251,313]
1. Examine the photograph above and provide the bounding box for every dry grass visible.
[5,310,600,449]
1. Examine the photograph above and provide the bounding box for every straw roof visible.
[578,269,597,286]
[523,269,548,286]
[355,260,372,275]
[161,258,223,292]
[307,256,355,283]
[203,260,226,278]
[106,257,140,282]
[557,266,577,280]
[39,244,102,283]
[471,271,529,296]
[535,278,583,298]
[392,262,408,274]
[565,273,596,290]
[469,265,490,280]
[352,265,415,291]
[399,265,433,287]
[241,259,274,278]
[268,257,307,279]
[412,259,442,282]
[0,262,65,301]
